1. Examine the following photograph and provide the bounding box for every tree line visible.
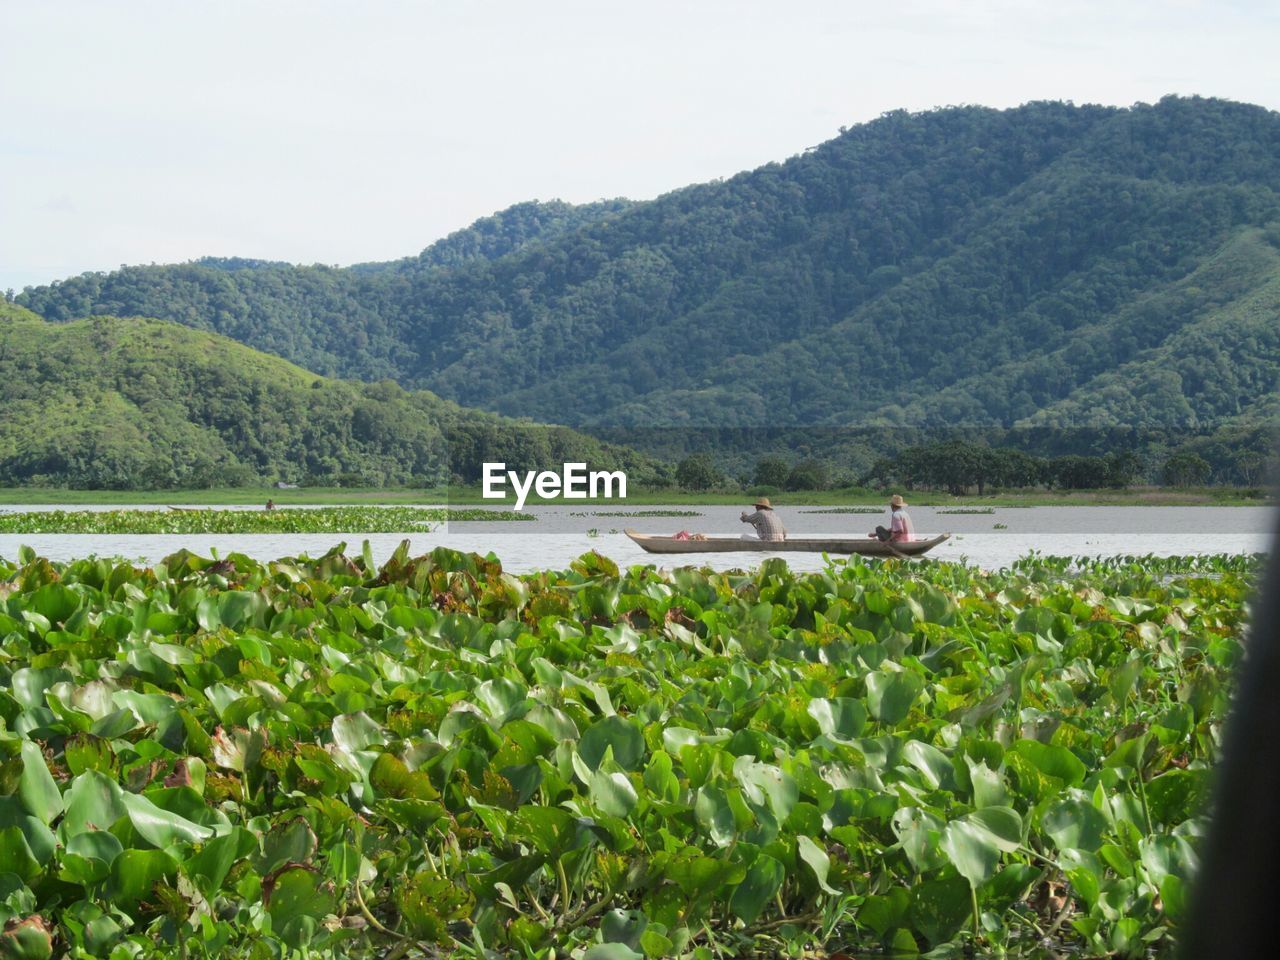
[665,437,1273,494]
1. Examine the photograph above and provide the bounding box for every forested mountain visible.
[0,304,651,489]
[17,96,1280,437]
[16,199,632,383]
[351,198,634,274]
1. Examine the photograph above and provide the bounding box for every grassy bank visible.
[0,484,1270,507]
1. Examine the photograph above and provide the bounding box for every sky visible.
[2,0,1277,292]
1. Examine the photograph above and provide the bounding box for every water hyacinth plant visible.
[0,507,530,536]
[0,543,1256,958]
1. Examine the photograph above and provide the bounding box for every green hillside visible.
[15,96,1280,436]
[0,304,651,489]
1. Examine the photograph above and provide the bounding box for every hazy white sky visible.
[2,0,1277,291]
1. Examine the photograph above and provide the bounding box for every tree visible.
[676,453,721,491]
[988,448,1045,489]
[753,456,791,488]
[924,441,986,495]
[1052,455,1111,490]
[1163,452,1211,488]
[1103,450,1143,488]
[786,459,830,491]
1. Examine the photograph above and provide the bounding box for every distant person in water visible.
[265,499,275,511]
[871,494,913,542]
[741,496,787,541]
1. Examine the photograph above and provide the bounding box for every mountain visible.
[349,198,634,274]
[16,199,632,384]
[0,303,652,489]
[16,96,1280,437]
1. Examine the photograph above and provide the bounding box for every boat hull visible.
[624,530,950,556]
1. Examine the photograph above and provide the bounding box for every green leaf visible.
[967,806,1023,852]
[64,734,116,776]
[186,828,256,895]
[940,818,1000,888]
[591,766,639,819]
[331,712,386,753]
[395,872,472,943]
[9,668,71,711]
[910,876,971,946]
[31,582,80,625]
[120,791,214,847]
[1160,874,1187,922]
[106,849,178,906]
[1013,739,1086,787]
[866,669,923,726]
[665,855,745,898]
[376,798,446,833]
[0,827,41,882]
[216,590,267,630]
[65,830,124,863]
[111,690,178,725]
[266,865,335,919]
[858,886,911,937]
[578,715,646,771]
[511,805,579,856]
[1041,795,1109,852]
[983,862,1039,911]
[892,806,945,873]
[966,758,1007,808]
[583,945,644,960]
[1138,835,1197,886]
[732,758,798,823]
[730,854,785,924]
[806,697,867,740]
[796,835,837,894]
[474,678,528,720]
[61,770,127,836]
[16,742,62,825]
[694,785,736,846]
[639,927,674,959]
[902,741,954,791]
[642,751,680,804]
[526,704,579,741]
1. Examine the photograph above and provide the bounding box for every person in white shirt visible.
[870,494,914,542]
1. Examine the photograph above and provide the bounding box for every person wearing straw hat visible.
[740,496,787,541]
[871,494,914,543]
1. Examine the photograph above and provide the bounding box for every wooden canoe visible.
[624,530,951,557]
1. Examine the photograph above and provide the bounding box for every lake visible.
[0,503,1271,571]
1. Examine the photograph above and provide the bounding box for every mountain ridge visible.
[15,96,1280,438]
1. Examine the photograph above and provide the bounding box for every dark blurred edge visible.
[1181,497,1280,956]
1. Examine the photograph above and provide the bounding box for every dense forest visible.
[15,97,1280,456]
[0,304,654,489]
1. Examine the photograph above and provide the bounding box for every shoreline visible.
[0,485,1271,508]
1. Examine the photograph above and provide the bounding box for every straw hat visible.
[754,496,773,509]
[889,494,907,508]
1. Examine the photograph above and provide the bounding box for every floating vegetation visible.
[936,507,996,514]
[800,507,883,514]
[994,522,1009,529]
[0,506,531,535]
[0,543,1253,958]
[569,510,703,518]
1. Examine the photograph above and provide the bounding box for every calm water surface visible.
[0,504,1270,571]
